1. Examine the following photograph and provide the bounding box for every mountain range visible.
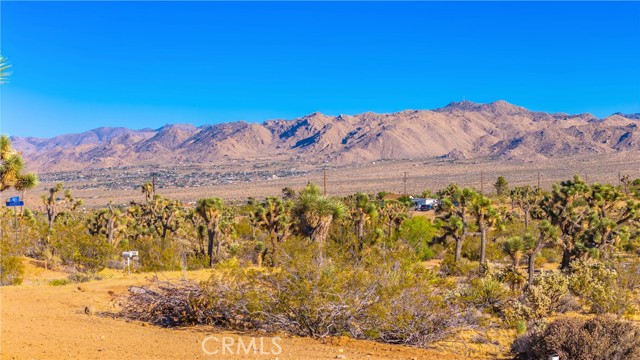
[11,100,640,172]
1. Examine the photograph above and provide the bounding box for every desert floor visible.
[9,153,640,209]
[0,260,514,360]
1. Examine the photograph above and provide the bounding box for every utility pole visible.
[323,168,327,196]
[403,172,408,196]
[537,172,541,189]
[480,171,484,194]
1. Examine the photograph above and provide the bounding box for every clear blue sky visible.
[1,1,639,138]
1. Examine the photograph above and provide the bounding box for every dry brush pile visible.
[112,241,479,349]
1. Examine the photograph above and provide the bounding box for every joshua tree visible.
[502,236,526,290]
[437,184,478,263]
[510,185,539,231]
[14,173,38,201]
[281,187,296,200]
[379,199,406,241]
[494,176,509,196]
[141,181,154,202]
[471,192,501,269]
[295,183,345,260]
[257,196,293,264]
[87,202,127,247]
[523,220,557,286]
[1,135,38,194]
[539,176,640,269]
[621,174,631,195]
[41,183,83,229]
[217,207,236,260]
[352,192,378,242]
[195,197,225,268]
[246,198,260,241]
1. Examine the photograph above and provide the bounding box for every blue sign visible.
[6,197,24,207]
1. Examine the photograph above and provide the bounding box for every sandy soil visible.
[0,261,511,360]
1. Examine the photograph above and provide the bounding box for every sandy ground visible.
[0,260,513,360]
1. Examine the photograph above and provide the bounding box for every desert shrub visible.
[568,259,637,316]
[49,221,112,273]
[107,259,126,270]
[511,316,640,360]
[440,253,478,276]
[0,255,24,285]
[461,276,509,313]
[417,246,437,261]
[539,247,562,265]
[461,236,502,263]
[526,271,572,318]
[67,271,101,283]
[119,239,477,348]
[49,278,71,286]
[133,235,181,271]
[398,216,436,260]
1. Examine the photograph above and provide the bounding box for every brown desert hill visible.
[11,100,640,172]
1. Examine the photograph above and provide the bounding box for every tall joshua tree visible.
[295,183,345,261]
[494,176,509,197]
[539,176,640,269]
[196,197,225,268]
[42,183,83,229]
[524,220,557,286]
[471,192,501,269]
[510,185,539,232]
[351,193,378,250]
[379,199,406,241]
[437,184,478,263]
[257,196,293,264]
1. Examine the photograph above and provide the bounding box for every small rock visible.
[84,306,95,316]
[77,286,85,292]
[336,356,346,359]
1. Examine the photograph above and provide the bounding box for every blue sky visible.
[1,1,639,138]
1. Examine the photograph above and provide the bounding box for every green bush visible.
[49,278,71,286]
[440,253,478,276]
[0,255,24,286]
[398,216,436,256]
[539,247,562,265]
[526,271,571,318]
[461,276,509,313]
[568,259,637,316]
[50,221,112,272]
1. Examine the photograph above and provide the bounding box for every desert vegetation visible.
[2,133,640,359]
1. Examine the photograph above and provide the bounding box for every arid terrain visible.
[0,259,513,360]
[8,100,639,208]
[11,100,640,173]
[5,152,640,209]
